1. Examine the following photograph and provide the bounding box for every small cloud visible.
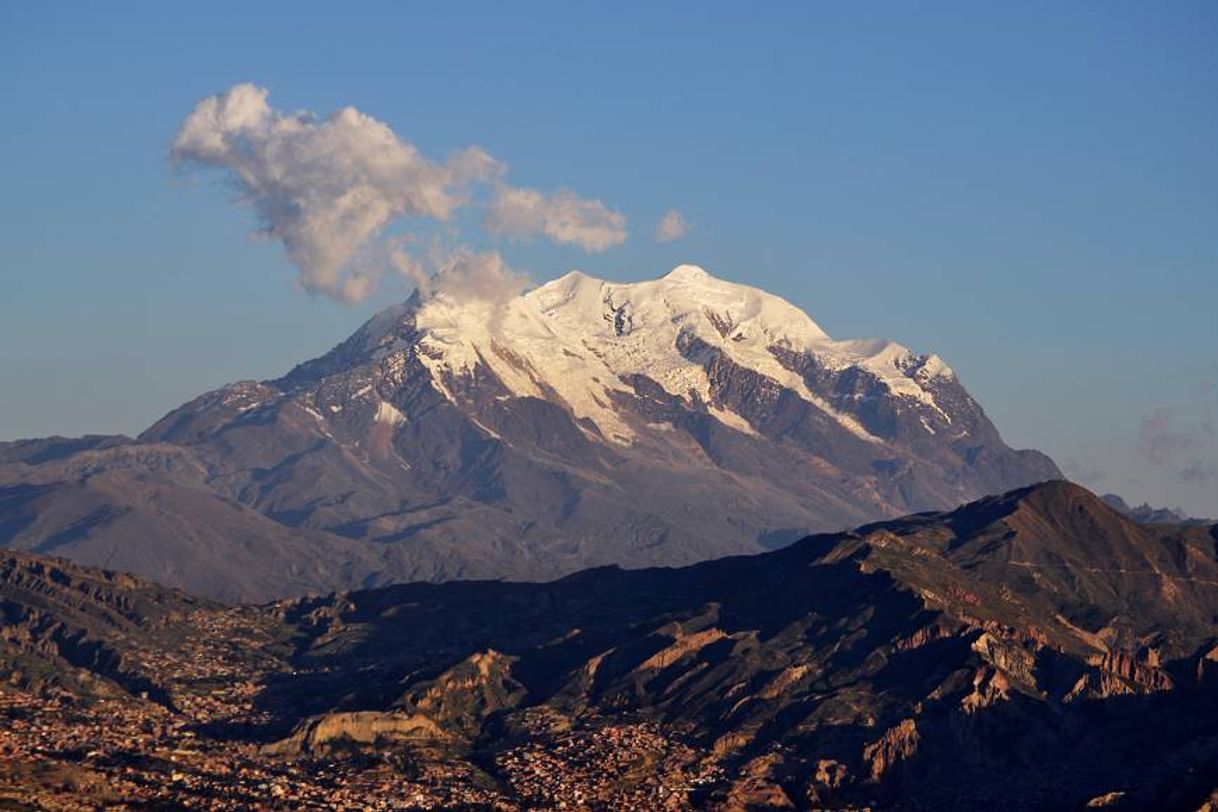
[397,241,528,304]
[172,83,625,303]
[171,84,492,302]
[1179,460,1218,487]
[654,209,688,242]
[1196,366,1217,402]
[485,185,627,252]
[1138,408,1192,466]
[1137,406,1218,487]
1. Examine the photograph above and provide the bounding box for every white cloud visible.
[171,84,496,302]
[428,246,530,303]
[388,239,528,304]
[486,185,627,252]
[654,209,688,242]
[172,84,625,302]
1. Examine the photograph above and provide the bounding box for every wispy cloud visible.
[1138,406,1218,486]
[654,209,688,242]
[1179,459,1218,486]
[172,84,627,302]
[388,238,528,304]
[485,185,626,252]
[1138,408,1192,466]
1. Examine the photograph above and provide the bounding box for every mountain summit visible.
[396,264,945,445]
[1,266,1059,600]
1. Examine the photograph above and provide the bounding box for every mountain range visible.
[0,266,1058,601]
[4,482,1217,809]
[1102,493,1215,526]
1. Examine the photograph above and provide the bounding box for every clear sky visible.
[2,2,1215,515]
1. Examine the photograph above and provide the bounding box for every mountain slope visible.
[1102,492,1214,526]
[3,483,1217,809]
[253,482,1218,808]
[0,548,208,701]
[0,441,395,602]
[2,265,1058,600]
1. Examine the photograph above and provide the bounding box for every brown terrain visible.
[2,481,1217,810]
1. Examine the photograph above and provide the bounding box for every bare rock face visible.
[720,754,795,811]
[1197,645,1218,686]
[1,266,1059,601]
[396,649,527,740]
[971,632,1039,689]
[1086,791,1128,807]
[863,719,920,782]
[265,711,450,755]
[1085,650,1174,696]
[961,666,1011,713]
[809,758,850,804]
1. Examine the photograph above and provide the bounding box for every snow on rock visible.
[375,400,407,427]
[411,264,953,443]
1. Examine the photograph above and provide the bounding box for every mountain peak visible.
[274,264,970,450]
[903,479,1117,534]
[407,264,968,445]
[86,262,1059,599]
[410,265,862,441]
[661,263,711,282]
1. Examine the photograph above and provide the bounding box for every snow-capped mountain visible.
[407,264,947,444]
[0,265,1059,600]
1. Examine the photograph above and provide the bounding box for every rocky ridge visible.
[4,482,1216,809]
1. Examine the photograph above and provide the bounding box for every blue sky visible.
[1,2,1215,514]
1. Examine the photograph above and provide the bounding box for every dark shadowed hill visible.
[4,482,1217,809]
